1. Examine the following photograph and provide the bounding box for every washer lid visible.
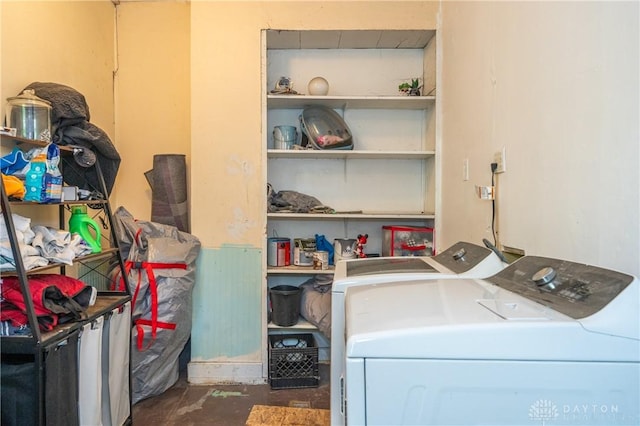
[345,257,438,277]
[345,278,561,336]
[345,264,639,361]
[486,255,639,340]
[486,256,635,320]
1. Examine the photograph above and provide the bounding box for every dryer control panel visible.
[486,256,634,319]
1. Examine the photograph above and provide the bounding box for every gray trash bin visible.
[270,285,302,326]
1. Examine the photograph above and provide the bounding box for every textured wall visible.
[440,1,639,275]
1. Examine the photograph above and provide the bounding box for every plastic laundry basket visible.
[270,285,302,326]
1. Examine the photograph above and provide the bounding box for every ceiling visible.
[267,30,436,50]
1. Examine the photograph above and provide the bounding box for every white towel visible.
[70,233,94,258]
[0,213,35,244]
[31,225,76,265]
[0,240,49,270]
[1,214,91,270]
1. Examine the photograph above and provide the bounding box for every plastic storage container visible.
[299,105,353,150]
[268,333,319,389]
[382,225,434,257]
[269,285,302,326]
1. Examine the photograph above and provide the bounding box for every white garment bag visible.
[103,301,131,426]
[78,316,104,426]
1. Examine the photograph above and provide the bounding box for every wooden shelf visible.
[268,94,434,110]
[267,149,435,160]
[268,317,318,331]
[267,265,334,275]
[267,212,435,220]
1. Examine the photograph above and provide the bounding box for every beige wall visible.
[440,1,639,275]
[1,1,190,221]
[190,1,439,248]
[1,0,115,228]
[113,1,190,219]
[1,1,115,146]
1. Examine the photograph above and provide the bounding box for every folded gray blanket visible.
[23,82,121,196]
[267,183,334,213]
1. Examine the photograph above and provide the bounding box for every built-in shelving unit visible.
[262,29,439,362]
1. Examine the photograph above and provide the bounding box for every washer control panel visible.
[486,256,634,318]
[433,241,494,274]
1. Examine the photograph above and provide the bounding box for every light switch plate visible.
[494,147,506,173]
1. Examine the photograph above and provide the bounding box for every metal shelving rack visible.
[0,135,132,425]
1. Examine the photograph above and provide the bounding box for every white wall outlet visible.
[463,158,469,181]
[494,147,506,173]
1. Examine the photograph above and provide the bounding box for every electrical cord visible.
[490,163,498,246]
[482,238,508,263]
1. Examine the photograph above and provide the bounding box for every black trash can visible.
[270,285,302,326]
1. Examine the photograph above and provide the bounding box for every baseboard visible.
[187,361,266,385]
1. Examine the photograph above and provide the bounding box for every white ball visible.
[308,77,329,96]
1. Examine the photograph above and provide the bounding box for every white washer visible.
[343,256,639,425]
[331,241,507,426]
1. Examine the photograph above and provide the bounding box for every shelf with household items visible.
[2,134,72,152]
[267,94,435,110]
[267,149,435,160]
[267,264,335,275]
[0,294,129,354]
[267,212,435,220]
[267,317,317,331]
[1,247,120,277]
[1,133,132,425]
[1,136,131,347]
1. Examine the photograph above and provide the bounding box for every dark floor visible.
[131,363,331,426]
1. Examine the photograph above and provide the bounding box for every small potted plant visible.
[398,78,423,96]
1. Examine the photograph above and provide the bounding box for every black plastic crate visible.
[268,333,319,389]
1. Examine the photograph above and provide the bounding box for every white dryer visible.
[343,256,639,425]
[331,241,507,426]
